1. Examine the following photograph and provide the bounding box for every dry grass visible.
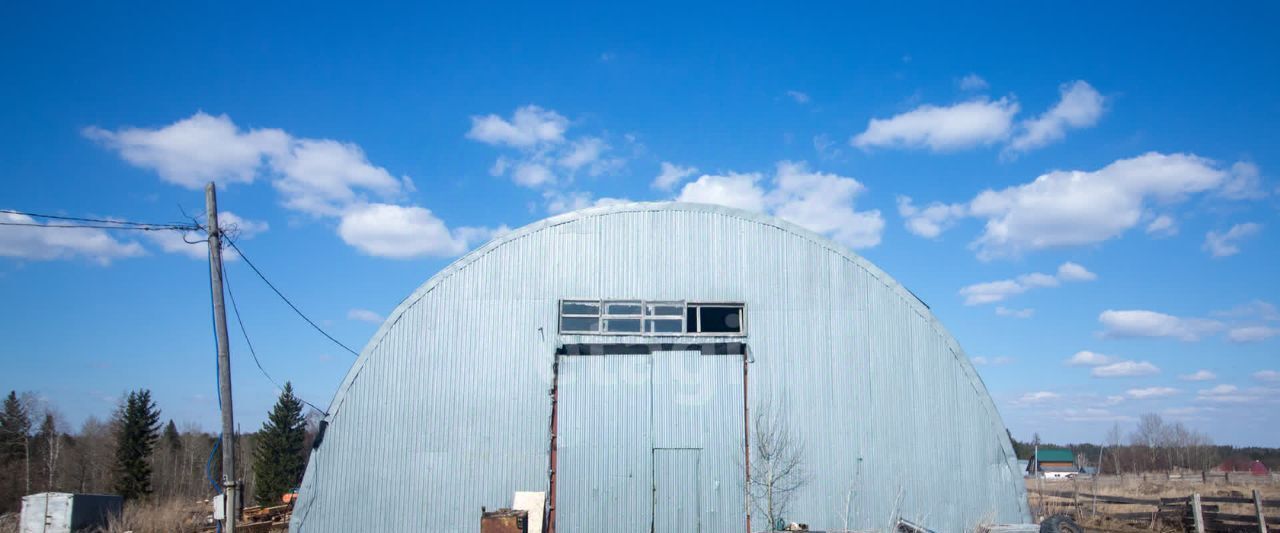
[1027,477,1278,532]
[104,499,209,533]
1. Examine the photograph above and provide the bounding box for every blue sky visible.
[1,2,1277,445]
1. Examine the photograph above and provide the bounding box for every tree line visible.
[1011,413,1280,474]
[0,384,318,514]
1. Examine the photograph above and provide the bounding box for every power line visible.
[221,258,329,415]
[223,236,361,358]
[0,221,194,231]
[0,208,197,230]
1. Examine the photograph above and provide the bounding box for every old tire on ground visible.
[1040,514,1084,533]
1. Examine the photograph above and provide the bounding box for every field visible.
[1027,475,1280,532]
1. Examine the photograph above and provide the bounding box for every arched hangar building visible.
[290,202,1030,532]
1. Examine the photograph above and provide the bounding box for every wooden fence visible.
[1027,486,1278,532]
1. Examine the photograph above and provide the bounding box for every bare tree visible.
[748,401,808,531]
[1105,423,1123,475]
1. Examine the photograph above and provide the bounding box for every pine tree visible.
[113,390,161,500]
[252,383,307,505]
[162,420,181,454]
[0,391,30,465]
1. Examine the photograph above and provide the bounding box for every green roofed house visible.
[1028,448,1078,479]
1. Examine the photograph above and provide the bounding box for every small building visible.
[1028,449,1077,479]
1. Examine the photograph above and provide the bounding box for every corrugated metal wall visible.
[290,203,1029,532]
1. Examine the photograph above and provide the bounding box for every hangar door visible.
[556,349,745,533]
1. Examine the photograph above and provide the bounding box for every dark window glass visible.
[561,301,599,315]
[686,307,698,332]
[603,318,642,332]
[698,306,742,333]
[561,316,600,333]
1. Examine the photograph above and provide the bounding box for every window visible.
[686,303,744,334]
[558,300,745,335]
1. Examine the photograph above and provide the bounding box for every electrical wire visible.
[0,208,197,230]
[222,237,361,358]
[221,258,329,415]
[0,221,194,231]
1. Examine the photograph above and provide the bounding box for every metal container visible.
[20,492,122,533]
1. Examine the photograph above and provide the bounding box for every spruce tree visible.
[113,390,161,500]
[252,382,307,505]
[162,420,181,453]
[0,391,30,465]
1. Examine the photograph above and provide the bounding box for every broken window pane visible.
[561,301,599,315]
[604,301,642,315]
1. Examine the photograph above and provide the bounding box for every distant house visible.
[1028,449,1077,479]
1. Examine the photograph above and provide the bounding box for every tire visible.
[1040,514,1084,533]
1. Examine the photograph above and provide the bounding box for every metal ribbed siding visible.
[291,203,1029,532]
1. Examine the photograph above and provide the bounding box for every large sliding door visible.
[557,349,745,532]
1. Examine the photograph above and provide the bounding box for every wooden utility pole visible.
[206,182,238,533]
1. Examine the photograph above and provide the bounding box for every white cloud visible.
[1228,326,1280,343]
[1203,222,1262,257]
[972,355,1014,366]
[465,105,568,148]
[1194,384,1270,404]
[1056,262,1097,281]
[347,308,383,323]
[896,196,966,238]
[1098,309,1224,341]
[1145,215,1178,237]
[995,306,1034,319]
[87,113,491,259]
[146,211,267,260]
[677,162,886,249]
[1092,360,1160,378]
[767,161,885,249]
[1179,370,1217,381]
[652,162,698,191]
[468,105,629,195]
[336,203,501,259]
[958,262,1095,305]
[1126,387,1179,399]
[1015,391,1060,404]
[852,97,1019,151]
[83,112,289,189]
[677,172,766,212]
[958,74,989,91]
[785,90,811,104]
[813,134,842,160]
[1066,350,1113,367]
[1212,300,1280,322]
[1219,161,1267,200]
[268,139,406,216]
[543,191,632,215]
[1254,370,1280,382]
[87,113,411,218]
[0,212,145,264]
[1006,81,1105,153]
[1055,408,1135,423]
[968,152,1234,259]
[513,162,556,188]
[557,137,607,172]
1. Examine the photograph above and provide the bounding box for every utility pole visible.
[206,182,238,533]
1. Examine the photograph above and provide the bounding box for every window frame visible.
[557,299,746,336]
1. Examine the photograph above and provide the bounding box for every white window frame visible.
[557,299,746,336]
